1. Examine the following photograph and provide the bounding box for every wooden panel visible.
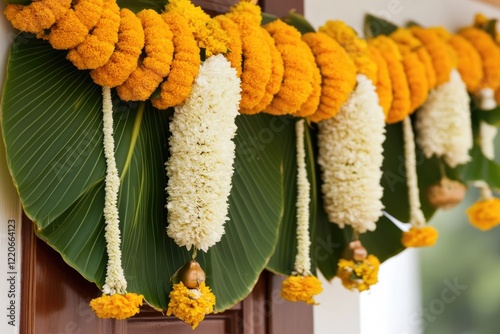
[261,0,303,16]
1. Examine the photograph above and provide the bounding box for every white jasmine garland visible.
[166,55,241,252]
[317,74,386,233]
[478,88,497,161]
[294,119,311,275]
[403,116,426,228]
[415,69,472,168]
[101,86,127,295]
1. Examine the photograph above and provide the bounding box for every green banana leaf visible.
[364,14,399,39]
[1,34,292,312]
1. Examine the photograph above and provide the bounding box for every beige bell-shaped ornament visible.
[426,177,467,210]
[172,260,206,289]
[342,240,368,262]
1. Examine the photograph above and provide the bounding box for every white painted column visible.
[0,4,22,333]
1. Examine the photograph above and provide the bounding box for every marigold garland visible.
[214,15,243,77]
[294,41,322,117]
[410,26,453,86]
[401,226,439,248]
[368,45,392,116]
[281,275,323,305]
[166,282,216,329]
[369,36,411,124]
[303,32,357,122]
[448,34,483,92]
[90,8,145,87]
[151,11,200,110]
[336,255,380,292]
[319,20,378,84]
[90,293,143,320]
[116,9,174,101]
[44,0,105,50]
[416,47,438,90]
[67,0,121,70]
[3,0,71,34]
[264,19,314,115]
[459,27,500,90]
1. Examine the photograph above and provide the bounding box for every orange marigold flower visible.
[225,0,261,26]
[90,293,143,320]
[264,19,314,115]
[281,275,323,305]
[410,26,453,86]
[294,44,322,118]
[240,27,284,114]
[3,0,71,34]
[448,34,483,92]
[368,45,393,116]
[337,255,380,292]
[369,36,411,123]
[467,197,500,231]
[90,8,145,87]
[319,20,378,85]
[151,11,200,109]
[416,47,437,90]
[166,282,216,330]
[401,226,439,247]
[67,0,120,70]
[459,27,500,91]
[214,15,243,77]
[45,0,105,50]
[303,32,356,122]
[117,9,174,101]
[403,52,429,112]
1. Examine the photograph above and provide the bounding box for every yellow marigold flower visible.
[294,44,322,118]
[319,20,378,85]
[474,13,489,29]
[225,0,261,26]
[448,35,483,92]
[459,27,500,91]
[165,0,228,57]
[264,20,314,115]
[45,0,105,50]
[410,26,453,86]
[67,0,120,70]
[90,8,145,87]
[337,255,380,292]
[214,15,243,77]
[90,293,143,320]
[390,28,422,54]
[428,27,460,71]
[401,226,439,247]
[117,9,174,101]
[166,282,216,330]
[368,45,393,116]
[369,36,411,123]
[403,52,429,112]
[151,12,200,110]
[416,47,437,90]
[303,32,356,122]
[467,197,500,231]
[4,0,71,34]
[281,275,323,305]
[240,27,284,114]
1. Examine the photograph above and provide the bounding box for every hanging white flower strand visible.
[89,87,143,320]
[415,69,473,168]
[166,54,241,252]
[477,88,497,161]
[317,74,386,233]
[280,119,322,305]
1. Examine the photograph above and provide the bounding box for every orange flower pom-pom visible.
[467,197,500,231]
[90,293,143,320]
[401,226,439,247]
[281,275,323,305]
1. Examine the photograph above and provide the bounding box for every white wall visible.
[0,2,21,333]
[304,1,500,334]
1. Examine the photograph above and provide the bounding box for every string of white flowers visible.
[293,119,311,276]
[317,74,385,233]
[478,88,497,161]
[415,69,472,168]
[101,86,127,295]
[403,116,426,228]
[166,54,241,252]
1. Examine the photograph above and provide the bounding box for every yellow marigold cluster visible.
[90,293,143,320]
[369,36,411,123]
[90,8,145,87]
[165,0,228,57]
[281,275,323,305]
[303,32,357,122]
[411,26,453,86]
[448,34,483,92]
[117,9,174,101]
[264,19,315,115]
[3,0,71,33]
[67,0,121,70]
[214,15,243,77]
[401,226,439,247]
[416,47,438,90]
[295,40,322,117]
[459,27,500,91]
[319,20,378,84]
[166,282,216,330]
[368,45,393,116]
[337,255,380,292]
[467,197,500,231]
